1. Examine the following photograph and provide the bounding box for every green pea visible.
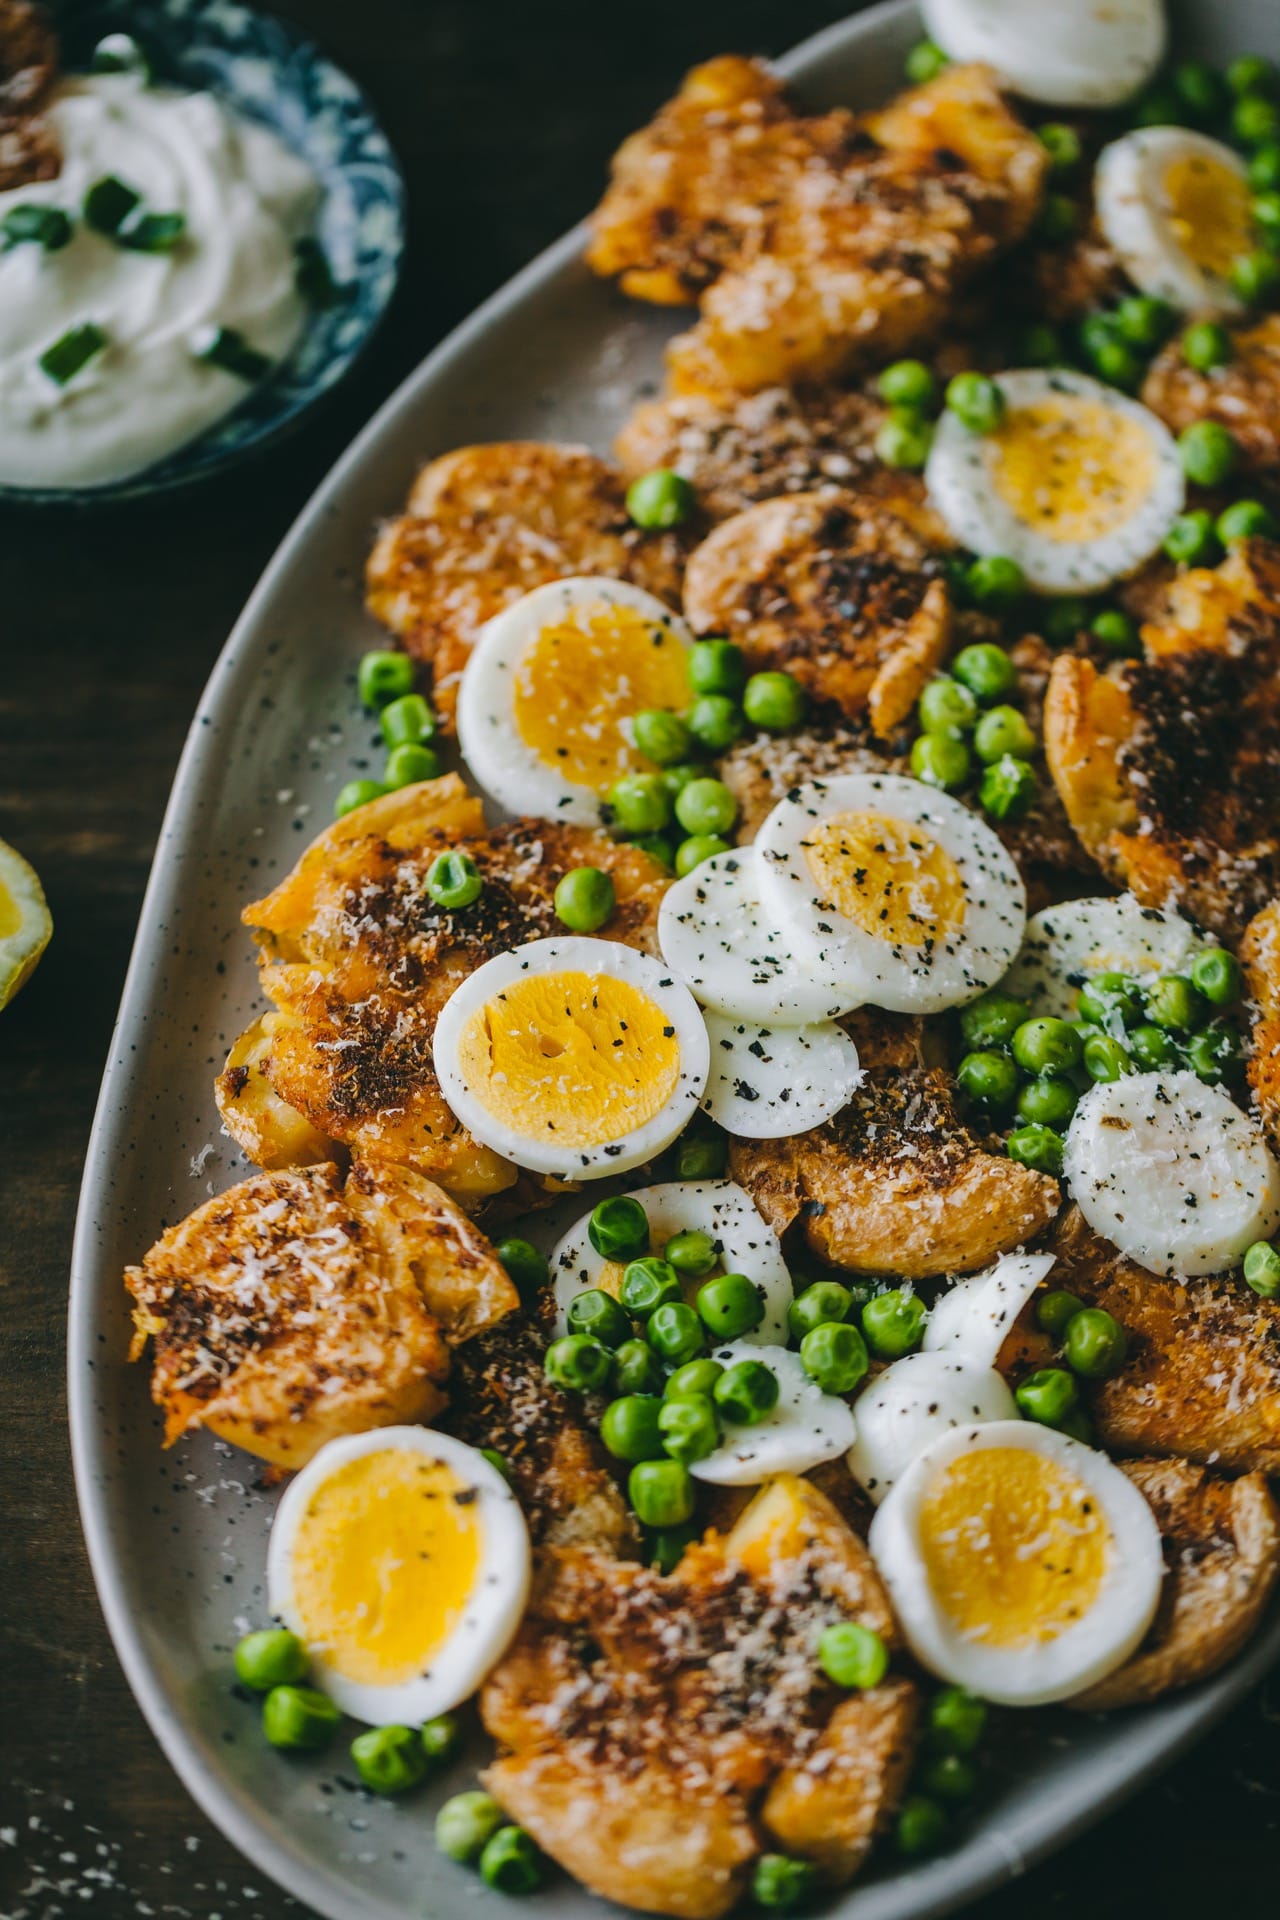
[1178,419,1238,486]
[743,669,807,732]
[1065,1306,1128,1378]
[1232,249,1280,305]
[1037,122,1082,174]
[629,1457,695,1527]
[1036,1289,1084,1338]
[1020,321,1065,367]
[910,731,971,791]
[675,776,737,838]
[1116,294,1175,349]
[479,1825,543,1895]
[1173,59,1227,123]
[420,1713,462,1763]
[384,742,441,787]
[927,1686,987,1755]
[817,1619,888,1689]
[1190,947,1243,1007]
[676,832,733,876]
[1015,1367,1079,1428]
[609,771,672,836]
[696,1272,764,1339]
[1006,1123,1064,1177]
[1090,609,1141,658]
[920,1752,979,1803]
[878,358,938,408]
[861,1288,928,1360]
[1250,142,1280,190]
[495,1236,548,1298]
[958,989,1028,1050]
[676,1133,729,1180]
[1182,321,1233,372]
[543,1333,612,1394]
[1164,509,1222,567]
[380,691,436,749]
[633,708,692,766]
[686,694,744,755]
[1039,596,1090,646]
[613,1338,665,1396]
[426,850,483,909]
[649,1519,700,1574]
[1217,499,1280,544]
[946,371,1006,434]
[751,1854,819,1911]
[1231,55,1280,98]
[235,1628,307,1692]
[620,1256,682,1316]
[688,638,747,697]
[600,1393,666,1462]
[1145,974,1205,1033]
[1255,189,1280,235]
[1036,192,1078,245]
[1083,1032,1133,1081]
[1077,971,1145,1028]
[567,1287,633,1349]
[713,1358,779,1424]
[666,1357,725,1398]
[1186,1021,1244,1084]
[967,555,1026,611]
[357,649,415,710]
[956,1048,1020,1111]
[481,1448,513,1483]
[658,1391,721,1464]
[788,1279,854,1341]
[895,1795,948,1857]
[334,778,388,818]
[1012,1016,1082,1075]
[1243,1240,1280,1297]
[350,1724,428,1795]
[800,1320,869,1395]
[589,1195,649,1260]
[1092,336,1144,390]
[632,833,676,872]
[1132,85,1185,129]
[554,865,615,932]
[875,408,935,471]
[1080,308,1125,363]
[436,1791,504,1864]
[905,35,949,80]
[648,1300,704,1364]
[664,1228,718,1277]
[918,675,978,737]
[1128,1021,1178,1070]
[1232,95,1280,147]
[983,753,1039,823]
[626,467,695,530]
[951,641,1017,703]
[662,762,702,797]
[262,1684,340,1751]
[973,703,1036,763]
[1063,1408,1100,1448]
[1016,1074,1078,1129]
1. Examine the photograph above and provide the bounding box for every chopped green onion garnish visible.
[84,175,141,237]
[91,33,152,81]
[1,205,73,252]
[39,323,108,386]
[119,211,187,253]
[193,326,273,382]
[294,236,347,309]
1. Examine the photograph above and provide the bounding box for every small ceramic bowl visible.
[2,0,406,507]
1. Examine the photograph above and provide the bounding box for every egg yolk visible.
[919,1447,1110,1648]
[990,398,1157,545]
[803,810,966,947]
[289,1449,481,1687]
[0,879,19,941]
[513,602,690,793]
[1162,150,1253,280]
[456,968,682,1149]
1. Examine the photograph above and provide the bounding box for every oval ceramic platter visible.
[69,3,1280,1918]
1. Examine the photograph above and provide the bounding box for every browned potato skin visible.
[1143,314,1280,473]
[1069,1459,1280,1712]
[762,1682,918,1882]
[1243,900,1280,1152]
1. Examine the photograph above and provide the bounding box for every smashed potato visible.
[1143,313,1280,473]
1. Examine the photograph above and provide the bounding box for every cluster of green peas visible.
[910,639,1039,824]
[1162,419,1279,569]
[955,946,1246,1180]
[334,650,444,820]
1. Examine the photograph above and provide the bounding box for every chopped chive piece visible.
[1,205,73,252]
[294,236,346,308]
[84,175,142,236]
[119,211,186,253]
[193,326,273,382]
[39,323,108,385]
[91,33,152,81]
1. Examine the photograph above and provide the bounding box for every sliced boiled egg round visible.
[754,773,1025,1015]
[1002,892,1210,1023]
[433,935,709,1179]
[845,1351,1017,1505]
[456,576,693,825]
[1063,1069,1280,1278]
[1096,129,1256,317]
[691,1341,857,1486]
[700,1008,863,1139]
[926,369,1185,595]
[266,1426,530,1726]
[868,1420,1164,1706]
[923,1251,1057,1369]
[921,0,1164,107]
[659,845,856,1024]
[551,1177,793,1344]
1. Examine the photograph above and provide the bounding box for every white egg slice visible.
[456,575,693,826]
[925,369,1185,595]
[700,1009,863,1140]
[921,0,1164,107]
[868,1420,1164,1706]
[691,1341,857,1486]
[433,935,709,1180]
[658,845,856,1024]
[924,1251,1057,1369]
[1002,892,1210,1022]
[1096,129,1254,317]
[1063,1069,1280,1278]
[845,1351,1018,1505]
[551,1178,793,1344]
[266,1426,530,1726]
[754,773,1025,1016]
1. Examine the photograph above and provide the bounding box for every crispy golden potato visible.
[125,1160,517,1469]
[1070,1458,1280,1711]
[216,1014,335,1170]
[731,1012,1061,1279]
[365,442,685,724]
[762,1683,918,1882]
[1243,899,1280,1151]
[683,490,951,734]
[1143,314,1280,473]
[0,1,58,189]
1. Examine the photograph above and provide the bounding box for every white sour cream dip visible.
[0,73,321,489]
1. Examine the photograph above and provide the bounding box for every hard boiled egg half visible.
[456,576,693,824]
[1097,129,1258,317]
[267,1426,530,1725]
[921,0,1164,108]
[926,369,1184,595]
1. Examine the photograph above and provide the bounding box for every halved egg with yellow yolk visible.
[456,575,693,825]
[433,935,710,1178]
[754,773,1026,1014]
[925,369,1184,594]
[1097,128,1256,318]
[266,1426,529,1725]
[868,1420,1163,1706]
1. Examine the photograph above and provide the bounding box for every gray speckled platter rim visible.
[68,3,1280,1918]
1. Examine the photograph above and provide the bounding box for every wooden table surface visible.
[1,2,1276,1914]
